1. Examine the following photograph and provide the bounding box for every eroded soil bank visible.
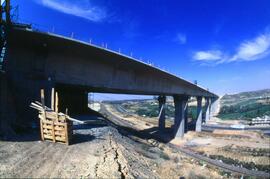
[1,123,231,178]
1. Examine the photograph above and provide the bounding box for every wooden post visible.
[55,91,59,114]
[40,89,46,141]
[41,89,45,108]
[64,122,69,145]
[51,88,55,111]
[40,116,44,141]
[51,117,56,142]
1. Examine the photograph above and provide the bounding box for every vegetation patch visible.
[222,145,270,157]
[121,101,199,120]
[218,89,270,121]
[209,155,270,173]
[218,103,270,121]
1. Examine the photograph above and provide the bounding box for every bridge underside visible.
[0,27,218,139]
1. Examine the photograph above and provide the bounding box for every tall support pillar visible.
[173,95,188,138]
[204,97,211,123]
[5,0,11,24]
[210,97,219,118]
[184,103,188,133]
[195,96,203,132]
[158,95,166,131]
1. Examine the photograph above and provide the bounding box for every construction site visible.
[0,0,269,178]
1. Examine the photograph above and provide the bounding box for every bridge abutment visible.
[173,95,188,138]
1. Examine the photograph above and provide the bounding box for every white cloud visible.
[39,0,106,22]
[193,50,222,61]
[193,31,270,65]
[174,33,186,44]
[230,33,270,61]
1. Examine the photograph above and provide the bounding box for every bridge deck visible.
[6,27,218,98]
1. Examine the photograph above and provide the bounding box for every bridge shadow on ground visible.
[62,111,108,145]
[0,109,105,144]
[71,132,96,145]
[102,117,198,143]
[0,129,40,142]
[101,117,176,143]
[1,107,196,145]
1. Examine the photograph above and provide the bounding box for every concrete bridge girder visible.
[7,28,218,98]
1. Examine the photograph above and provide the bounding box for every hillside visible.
[218,89,270,121]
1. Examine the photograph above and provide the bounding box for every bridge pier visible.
[195,96,203,132]
[210,97,218,118]
[173,95,188,138]
[185,103,188,133]
[204,97,211,123]
[158,95,166,131]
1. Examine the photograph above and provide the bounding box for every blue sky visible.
[11,0,270,98]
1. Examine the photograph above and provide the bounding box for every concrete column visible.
[184,103,188,133]
[173,95,188,138]
[158,95,166,131]
[204,97,211,123]
[210,97,219,118]
[195,96,203,132]
[208,98,212,121]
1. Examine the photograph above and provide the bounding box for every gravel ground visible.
[0,118,227,179]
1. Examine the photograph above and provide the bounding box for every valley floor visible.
[0,103,269,178]
[0,123,224,178]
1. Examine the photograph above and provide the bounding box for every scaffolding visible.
[0,0,10,71]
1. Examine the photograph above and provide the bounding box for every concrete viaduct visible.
[1,25,218,138]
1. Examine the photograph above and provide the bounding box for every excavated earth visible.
[1,103,268,178]
[0,120,231,178]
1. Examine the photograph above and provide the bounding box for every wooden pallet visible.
[30,89,75,145]
[39,111,73,145]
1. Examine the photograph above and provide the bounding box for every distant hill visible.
[218,89,270,121]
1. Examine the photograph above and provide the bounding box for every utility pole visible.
[5,0,11,24]
[0,0,11,26]
[0,0,11,71]
[0,2,2,25]
[0,0,11,24]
